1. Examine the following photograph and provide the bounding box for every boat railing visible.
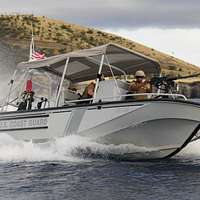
[0,92,187,111]
[64,93,187,105]
[0,94,50,111]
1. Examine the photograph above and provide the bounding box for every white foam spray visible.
[180,140,200,156]
[0,134,82,163]
[0,133,154,163]
[1,132,199,163]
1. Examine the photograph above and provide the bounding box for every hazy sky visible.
[0,0,200,66]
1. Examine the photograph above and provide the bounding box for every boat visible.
[0,43,200,159]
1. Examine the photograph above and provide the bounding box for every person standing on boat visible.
[129,70,151,100]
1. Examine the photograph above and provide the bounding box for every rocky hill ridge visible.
[0,14,199,78]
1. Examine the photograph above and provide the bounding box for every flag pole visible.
[29,22,46,61]
[29,22,35,61]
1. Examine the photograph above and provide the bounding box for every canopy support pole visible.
[4,69,18,111]
[86,56,127,78]
[93,54,105,100]
[157,73,162,94]
[55,57,70,106]
[105,55,121,94]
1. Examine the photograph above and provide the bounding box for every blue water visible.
[0,134,200,200]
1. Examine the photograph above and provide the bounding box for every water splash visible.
[1,132,199,163]
[0,133,154,163]
[0,134,82,163]
[180,140,200,156]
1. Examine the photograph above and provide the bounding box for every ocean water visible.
[0,134,200,200]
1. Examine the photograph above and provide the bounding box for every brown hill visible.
[0,14,199,77]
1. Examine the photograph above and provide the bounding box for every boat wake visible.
[0,133,82,163]
[0,133,157,163]
[0,133,199,163]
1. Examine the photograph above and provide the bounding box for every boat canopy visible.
[17,43,161,83]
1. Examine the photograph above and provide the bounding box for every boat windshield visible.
[1,69,63,111]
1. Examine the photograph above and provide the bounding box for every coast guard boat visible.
[0,43,200,159]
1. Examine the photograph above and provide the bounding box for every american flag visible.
[29,33,46,61]
[31,51,46,60]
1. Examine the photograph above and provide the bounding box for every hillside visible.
[0,14,200,78]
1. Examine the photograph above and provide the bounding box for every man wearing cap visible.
[129,70,151,100]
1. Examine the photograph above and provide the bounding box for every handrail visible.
[64,93,187,105]
[0,92,187,111]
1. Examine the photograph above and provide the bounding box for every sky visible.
[0,0,200,66]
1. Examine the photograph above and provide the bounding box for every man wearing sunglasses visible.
[129,70,151,100]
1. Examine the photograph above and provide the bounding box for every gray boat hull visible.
[0,99,200,159]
